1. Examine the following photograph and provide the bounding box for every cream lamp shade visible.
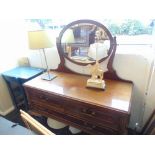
[61,29,75,43]
[28,30,53,49]
[27,30,56,81]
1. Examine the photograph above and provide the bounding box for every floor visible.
[3,109,136,135]
[3,109,89,135]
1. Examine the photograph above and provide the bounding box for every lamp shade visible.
[28,30,53,49]
[61,29,75,43]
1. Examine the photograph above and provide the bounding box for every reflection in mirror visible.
[61,23,110,64]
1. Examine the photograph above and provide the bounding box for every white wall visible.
[0,20,29,115]
[113,53,153,129]
[142,65,155,126]
[0,75,14,115]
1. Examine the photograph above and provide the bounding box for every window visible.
[26,19,155,55]
[103,19,154,54]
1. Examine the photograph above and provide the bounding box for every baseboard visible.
[0,106,15,116]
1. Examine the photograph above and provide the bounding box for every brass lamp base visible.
[41,72,57,81]
[86,79,105,90]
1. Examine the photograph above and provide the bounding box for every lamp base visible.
[41,72,57,81]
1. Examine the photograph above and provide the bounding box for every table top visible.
[2,66,45,80]
[0,117,35,135]
[24,71,133,113]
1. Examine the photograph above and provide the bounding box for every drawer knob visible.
[45,97,49,101]
[92,125,96,129]
[82,109,87,113]
[39,96,49,101]
[39,96,44,99]
[91,111,96,115]
[84,122,88,126]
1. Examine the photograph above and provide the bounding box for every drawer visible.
[26,88,64,112]
[29,98,64,113]
[30,103,118,134]
[63,101,123,130]
[65,102,118,121]
[26,87,128,133]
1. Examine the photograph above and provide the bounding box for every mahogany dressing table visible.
[24,71,132,134]
[24,20,133,134]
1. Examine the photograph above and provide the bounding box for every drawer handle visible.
[39,96,44,99]
[84,122,88,126]
[92,125,96,129]
[82,109,87,113]
[91,111,96,116]
[45,97,49,101]
[83,122,96,130]
[81,109,96,116]
[39,96,49,101]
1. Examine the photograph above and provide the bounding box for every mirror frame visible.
[57,20,115,65]
[56,19,117,78]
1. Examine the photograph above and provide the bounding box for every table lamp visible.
[28,30,56,81]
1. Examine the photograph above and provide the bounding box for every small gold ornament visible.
[87,60,105,90]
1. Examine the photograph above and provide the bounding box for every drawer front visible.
[63,102,128,133]
[63,101,121,128]
[26,88,64,112]
[26,87,128,134]
[30,103,118,135]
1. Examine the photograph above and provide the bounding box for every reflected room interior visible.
[61,23,110,64]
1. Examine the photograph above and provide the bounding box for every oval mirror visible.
[57,20,114,66]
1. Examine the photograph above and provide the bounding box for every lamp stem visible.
[42,48,50,79]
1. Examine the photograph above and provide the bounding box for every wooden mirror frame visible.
[56,19,120,80]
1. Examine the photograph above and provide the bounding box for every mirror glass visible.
[61,22,111,64]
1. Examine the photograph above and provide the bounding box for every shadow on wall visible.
[113,54,153,129]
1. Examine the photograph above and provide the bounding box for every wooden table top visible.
[24,71,133,114]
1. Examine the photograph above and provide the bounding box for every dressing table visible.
[24,20,133,134]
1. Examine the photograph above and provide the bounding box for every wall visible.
[142,64,155,126]
[0,20,29,115]
[0,75,14,115]
[113,52,153,129]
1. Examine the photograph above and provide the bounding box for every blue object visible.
[2,66,45,80]
[2,66,45,111]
